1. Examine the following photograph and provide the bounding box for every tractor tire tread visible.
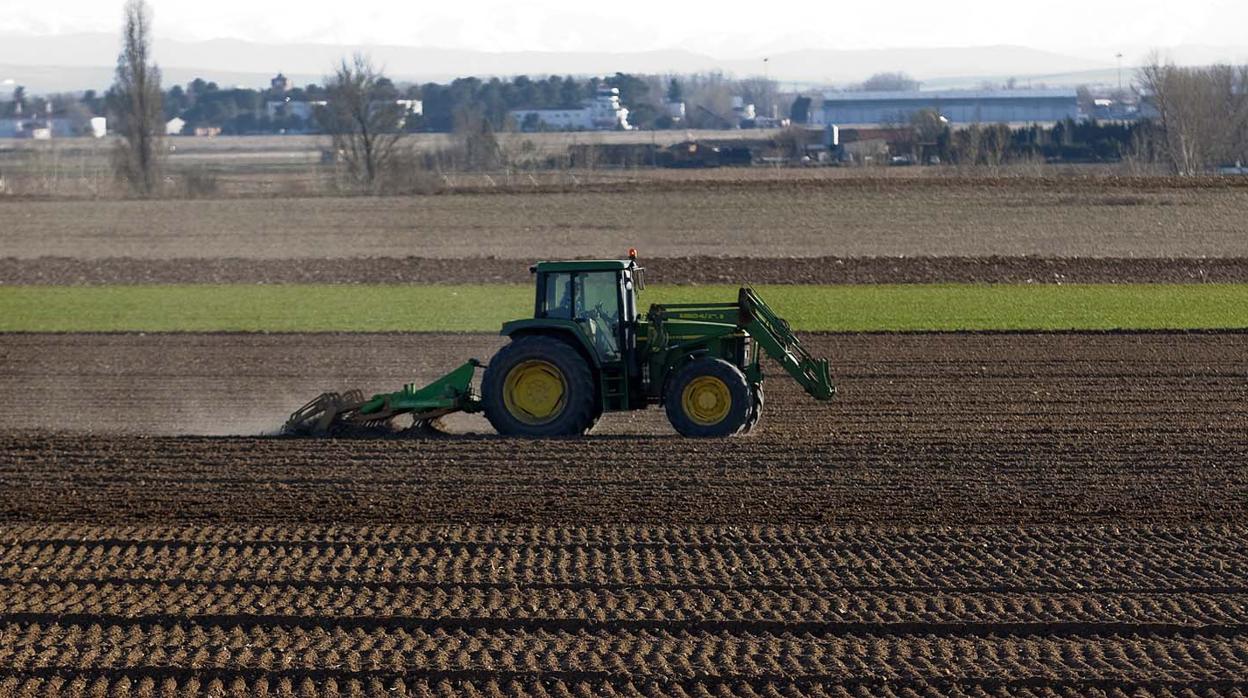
[742,383,765,435]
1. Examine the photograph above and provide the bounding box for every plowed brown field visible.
[0,525,1246,696]
[2,331,1247,695]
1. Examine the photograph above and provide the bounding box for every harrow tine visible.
[405,416,452,437]
[282,389,367,436]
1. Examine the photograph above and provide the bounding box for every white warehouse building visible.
[510,86,631,131]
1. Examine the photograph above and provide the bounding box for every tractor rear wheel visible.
[482,335,598,437]
[664,358,752,437]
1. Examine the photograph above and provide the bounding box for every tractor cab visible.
[528,255,642,365]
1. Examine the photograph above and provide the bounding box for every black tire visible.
[664,358,752,438]
[482,335,598,437]
[741,383,765,435]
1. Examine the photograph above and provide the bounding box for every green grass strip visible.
[1,283,1246,332]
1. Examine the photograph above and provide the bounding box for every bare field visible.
[0,523,1246,696]
[2,331,1247,694]
[3,178,1247,259]
[2,331,1245,440]
[1,331,1245,525]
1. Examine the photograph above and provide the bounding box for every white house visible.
[165,117,186,135]
[510,86,631,131]
[666,101,686,123]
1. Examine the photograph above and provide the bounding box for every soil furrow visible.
[0,669,1244,698]
[2,622,1246,680]
[4,583,1248,629]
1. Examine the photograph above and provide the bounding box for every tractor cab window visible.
[543,273,575,320]
[575,272,621,361]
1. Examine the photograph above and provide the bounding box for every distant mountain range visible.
[0,33,1244,94]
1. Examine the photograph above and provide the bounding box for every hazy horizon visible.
[3,0,1246,60]
[2,0,1247,94]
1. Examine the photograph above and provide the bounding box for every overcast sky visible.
[2,0,1245,58]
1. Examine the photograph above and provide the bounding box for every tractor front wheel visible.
[664,358,753,437]
[741,383,765,435]
[482,335,598,437]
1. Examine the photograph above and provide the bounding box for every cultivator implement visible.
[283,359,483,436]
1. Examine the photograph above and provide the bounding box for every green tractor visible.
[284,252,834,438]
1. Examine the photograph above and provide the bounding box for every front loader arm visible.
[737,287,835,401]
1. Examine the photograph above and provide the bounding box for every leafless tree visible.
[951,125,983,166]
[1227,65,1248,164]
[452,106,502,171]
[910,109,947,141]
[318,54,407,189]
[109,0,163,195]
[909,109,948,163]
[1138,55,1248,174]
[683,72,736,129]
[738,77,781,120]
[982,124,1012,167]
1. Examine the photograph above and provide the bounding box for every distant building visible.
[732,96,756,125]
[271,73,292,93]
[88,117,107,138]
[265,99,412,129]
[0,117,74,138]
[266,100,319,121]
[395,99,422,116]
[666,101,686,124]
[836,127,916,164]
[165,117,186,135]
[814,89,1081,126]
[666,139,755,168]
[1088,96,1143,121]
[510,85,631,131]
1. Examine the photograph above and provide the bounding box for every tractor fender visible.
[500,319,602,370]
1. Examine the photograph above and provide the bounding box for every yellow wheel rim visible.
[681,375,732,426]
[502,360,567,425]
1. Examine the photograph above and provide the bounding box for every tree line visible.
[880,111,1143,166]
[40,0,1248,196]
[3,67,781,137]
